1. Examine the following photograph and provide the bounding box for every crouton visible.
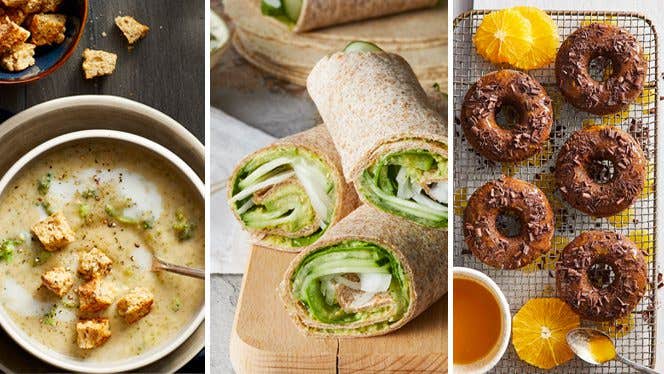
[1,0,27,8]
[31,211,76,251]
[21,0,59,13]
[28,13,65,46]
[116,287,154,324]
[78,279,112,314]
[0,16,29,54]
[81,48,116,79]
[38,0,61,12]
[114,16,149,44]
[1,42,34,71]
[78,247,112,280]
[76,318,111,349]
[0,7,26,24]
[41,266,74,297]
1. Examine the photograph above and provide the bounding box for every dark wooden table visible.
[0,0,205,143]
[0,1,205,372]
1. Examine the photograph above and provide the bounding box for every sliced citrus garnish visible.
[512,298,580,369]
[473,8,533,65]
[512,7,560,70]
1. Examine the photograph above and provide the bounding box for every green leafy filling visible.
[231,147,335,249]
[260,0,302,25]
[359,149,448,228]
[291,240,409,327]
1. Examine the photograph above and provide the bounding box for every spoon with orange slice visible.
[567,328,657,373]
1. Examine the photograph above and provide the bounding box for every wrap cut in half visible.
[261,0,439,33]
[227,125,359,252]
[279,204,447,337]
[308,49,449,228]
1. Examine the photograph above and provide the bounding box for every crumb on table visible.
[114,15,149,44]
[81,48,117,79]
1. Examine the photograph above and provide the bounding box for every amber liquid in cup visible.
[453,277,503,364]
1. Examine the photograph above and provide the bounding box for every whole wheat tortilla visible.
[233,32,309,86]
[227,125,360,252]
[233,30,446,89]
[307,51,448,184]
[225,0,446,45]
[279,204,447,337]
[294,0,438,32]
[237,26,447,71]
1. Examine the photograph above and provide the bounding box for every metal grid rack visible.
[453,11,658,373]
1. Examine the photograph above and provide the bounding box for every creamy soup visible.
[0,140,204,361]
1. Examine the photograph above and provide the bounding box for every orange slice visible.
[473,8,533,65]
[512,298,580,369]
[512,7,560,70]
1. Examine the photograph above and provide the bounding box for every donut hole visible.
[494,101,522,130]
[588,262,616,289]
[588,55,615,82]
[495,208,523,238]
[586,158,615,184]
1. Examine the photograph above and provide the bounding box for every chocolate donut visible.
[463,177,554,269]
[555,23,646,115]
[555,126,646,217]
[461,70,553,162]
[556,231,647,321]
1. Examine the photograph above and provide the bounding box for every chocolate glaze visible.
[556,230,647,321]
[555,23,646,115]
[461,70,553,162]
[555,126,646,217]
[463,176,555,269]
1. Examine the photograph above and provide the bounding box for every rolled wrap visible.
[279,204,447,337]
[308,51,448,228]
[227,125,359,252]
[294,0,439,32]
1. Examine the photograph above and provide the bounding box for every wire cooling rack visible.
[453,11,658,373]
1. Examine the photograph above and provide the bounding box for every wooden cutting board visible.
[229,246,448,373]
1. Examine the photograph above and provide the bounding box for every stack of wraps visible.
[279,205,447,336]
[227,125,359,252]
[226,41,447,336]
[279,48,448,336]
[224,0,447,88]
[308,50,449,228]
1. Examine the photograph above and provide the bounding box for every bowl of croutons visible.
[0,0,87,84]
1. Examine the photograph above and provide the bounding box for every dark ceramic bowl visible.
[0,0,87,85]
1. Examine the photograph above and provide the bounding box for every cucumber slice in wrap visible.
[343,41,383,53]
[358,150,448,228]
[290,240,409,325]
[230,146,335,249]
